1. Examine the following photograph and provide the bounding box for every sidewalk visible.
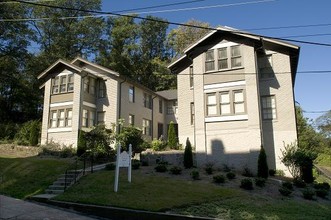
[0,195,101,220]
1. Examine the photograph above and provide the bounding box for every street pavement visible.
[0,195,102,220]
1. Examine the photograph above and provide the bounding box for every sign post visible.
[114,143,132,192]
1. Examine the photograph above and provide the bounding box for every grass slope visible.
[0,156,73,199]
[55,170,237,211]
[56,169,331,219]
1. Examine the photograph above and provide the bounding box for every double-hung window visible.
[190,102,195,125]
[205,50,215,72]
[66,109,72,127]
[97,112,105,125]
[129,114,135,126]
[218,48,228,70]
[60,76,67,93]
[142,119,151,136]
[129,86,135,103]
[206,89,246,117]
[261,96,277,120]
[207,93,217,116]
[144,93,152,109]
[98,80,106,98]
[49,108,72,128]
[189,66,194,87]
[220,92,231,115]
[231,45,242,68]
[50,110,57,128]
[58,110,65,127]
[205,44,242,72]
[89,78,96,95]
[159,100,163,114]
[52,77,59,94]
[67,74,74,92]
[233,90,245,114]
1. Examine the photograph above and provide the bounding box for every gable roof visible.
[37,59,83,80]
[156,89,177,100]
[168,26,300,79]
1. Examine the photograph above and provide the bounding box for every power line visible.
[11,0,331,47]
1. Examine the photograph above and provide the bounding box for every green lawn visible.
[0,156,73,199]
[55,170,238,211]
[56,169,331,219]
[316,153,331,167]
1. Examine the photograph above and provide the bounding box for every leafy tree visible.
[315,110,331,138]
[281,142,317,182]
[116,126,146,154]
[167,19,211,58]
[0,3,36,123]
[257,145,268,178]
[30,0,104,62]
[296,106,325,152]
[184,138,193,168]
[84,124,114,158]
[97,16,139,78]
[167,121,177,149]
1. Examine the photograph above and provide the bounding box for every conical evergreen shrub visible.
[184,138,193,168]
[257,145,269,178]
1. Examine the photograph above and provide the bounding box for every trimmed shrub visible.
[132,159,141,170]
[151,139,167,151]
[240,178,253,190]
[141,160,149,166]
[226,171,236,180]
[105,163,116,170]
[155,164,168,172]
[204,163,214,175]
[293,177,306,188]
[282,181,294,191]
[279,187,292,196]
[170,166,182,175]
[167,121,178,149]
[276,169,285,177]
[314,182,330,190]
[315,189,329,198]
[29,120,39,146]
[213,174,226,184]
[255,177,266,187]
[269,169,276,176]
[77,130,87,156]
[191,170,200,180]
[257,145,269,178]
[242,167,254,177]
[184,138,193,169]
[302,188,315,200]
[222,164,231,172]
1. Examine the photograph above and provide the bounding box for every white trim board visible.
[50,101,73,108]
[83,101,96,108]
[204,81,246,92]
[205,115,248,123]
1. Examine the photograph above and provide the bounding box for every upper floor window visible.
[159,100,163,114]
[258,54,274,79]
[205,44,242,72]
[144,93,152,109]
[205,50,215,72]
[206,89,246,117]
[189,66,194,87]
[98,80,106,98]
[129,86,135,103]
[190,102,195,125]
[261,95,277,120]
[167,100,178,115]
[52,74,74,94]
[83,76,96,95]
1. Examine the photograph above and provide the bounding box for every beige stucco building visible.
[39,26,300,173]
[168,27,300,172]
[38,57,178,148]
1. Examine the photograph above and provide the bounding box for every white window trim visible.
[204,81,246,92]
[50,101,73,108]
[48,127,72,133]
[205,115,248,123]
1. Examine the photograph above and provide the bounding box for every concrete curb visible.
[40,199,216,220]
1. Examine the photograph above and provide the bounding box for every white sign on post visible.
[114,143,132,192]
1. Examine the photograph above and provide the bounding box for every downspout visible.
[254,41,264,147]
[118,77,126,134]
[152,95,157,139]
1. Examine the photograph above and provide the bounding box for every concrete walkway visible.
[0,195,101,220]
